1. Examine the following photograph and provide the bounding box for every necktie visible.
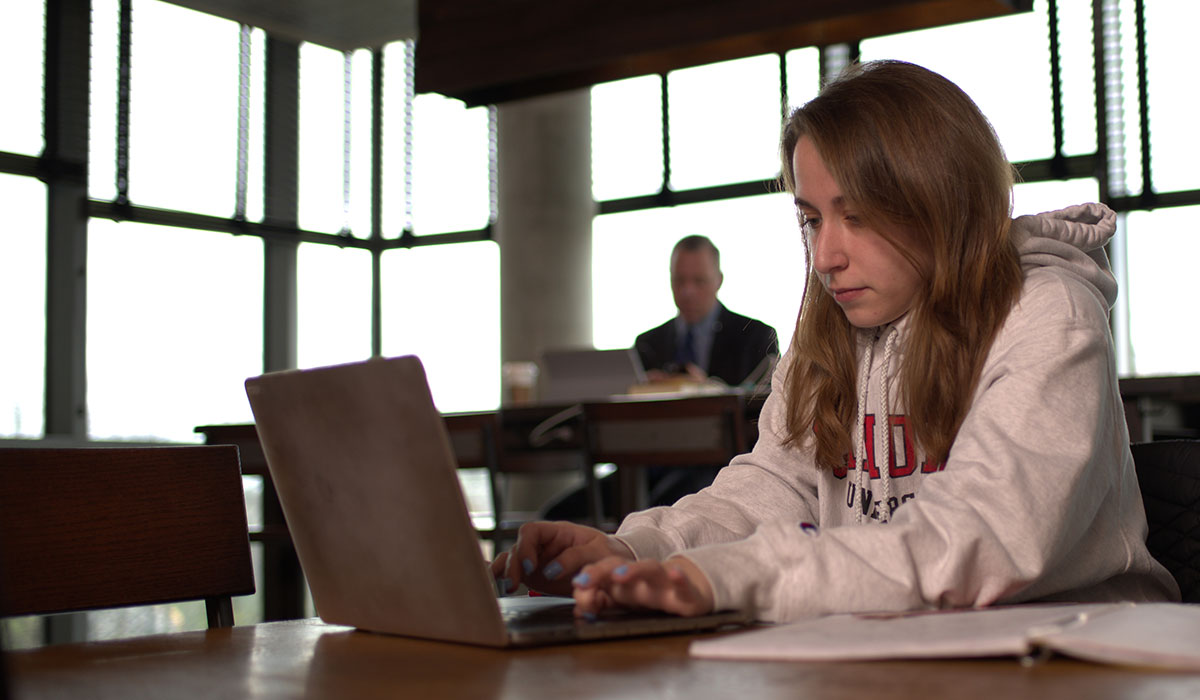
[677,325,696,367]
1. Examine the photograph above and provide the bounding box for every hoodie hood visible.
[1011,202,1118,308]
[849,202,1119,524]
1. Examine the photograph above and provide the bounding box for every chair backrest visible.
[582,393,747,519]
[1130,440,1200,603]
[444,411,500,472]
[583,393,747,467]
[448,408,602,540]
[0,446,255,628]
[443,411,509,546]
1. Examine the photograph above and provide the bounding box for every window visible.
[861,7,1056,162]
[1124,205,1200,375]
[1144,1,1199,192]
[86,220,263,442]
[297,242,373,369]
[0,0,44,156]
[299,43,373,235]
[127,1,243,217]
[592,74,663,201]
[1013,178,1101,216]
[784,47,821,112]
[381,241,501,412]
[667,55,782,190]
[0,174,47,438]
[590,0,1200,378]
[410,94,491,234]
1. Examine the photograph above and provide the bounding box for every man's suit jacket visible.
[634,303,779,387]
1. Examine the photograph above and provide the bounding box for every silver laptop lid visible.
[245,356,509,646]
[540,347,647,403]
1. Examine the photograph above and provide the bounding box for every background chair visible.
[1130,439,1200,603]
[0,446,255,628]
[455,406,602,545]
[582,393,748,522]
[443,411,508,550]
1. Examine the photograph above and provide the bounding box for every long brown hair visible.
[779,60,1022,470]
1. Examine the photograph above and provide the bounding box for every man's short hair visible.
[671,235,720,270]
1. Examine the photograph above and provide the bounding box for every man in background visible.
[544,235,779,521]
[544,235,777,521]
[635,235,778,388]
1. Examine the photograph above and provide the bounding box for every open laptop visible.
[540,347,647,403]
[244,355,748,647]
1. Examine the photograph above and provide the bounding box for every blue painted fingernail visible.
[572,572,590,586]
[582,612,598,622]
[500,577,513,594]
[614,565,629,576]
[521,558,534,575]
[542,561,564,580]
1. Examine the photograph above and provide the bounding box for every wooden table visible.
[9,619,1200,699]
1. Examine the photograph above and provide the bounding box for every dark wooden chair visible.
[582,393,748,521]
[0,446,256,628]
[443,411,508,549]
[1130,439,1200,603]
[453,406,602,544]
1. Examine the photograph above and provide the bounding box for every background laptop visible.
[244,355,747,647]
[540,347,647,403]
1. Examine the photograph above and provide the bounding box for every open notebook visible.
[244,355,748,647]
[691,602,1200,670]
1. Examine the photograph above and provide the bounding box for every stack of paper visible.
[690,603,1200,671]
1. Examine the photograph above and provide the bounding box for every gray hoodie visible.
[614,203,1180,622]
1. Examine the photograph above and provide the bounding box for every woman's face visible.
[791,136,926,328]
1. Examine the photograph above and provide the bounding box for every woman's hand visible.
[571,555,715,619]
[490,521,633,596]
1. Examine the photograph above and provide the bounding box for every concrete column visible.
[496,89,595,366]
[262,37,300,375]
[43,0,91,440]
[495,89,595,513]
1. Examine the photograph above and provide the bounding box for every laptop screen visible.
[539,348,646,403]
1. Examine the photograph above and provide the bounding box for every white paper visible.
[690,603,1117,662]
[1035,603,1200,671]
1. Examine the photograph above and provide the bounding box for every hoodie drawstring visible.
[853,326,901,524]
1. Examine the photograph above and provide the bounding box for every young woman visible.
[491,60,1179,621]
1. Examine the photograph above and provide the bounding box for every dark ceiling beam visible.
[161,0,416,51]
[416,0,1033,106]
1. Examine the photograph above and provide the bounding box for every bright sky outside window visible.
[89,0,119,201]
[784,47,820,113]
[381,40,411,238]
[128,0,241,216]
[0,0,44,156]
[1057,0,1098,156]
[1124,206,1200,375]
[0,175,47,438]
[86,220,263,442]
[591,74,664,201]
[381,241,501,412]
[297,242,373,369]
[667,54,782,190]
[861,6,1055,163]
[1013,178,1101,217]
[299,43,374,236]
[1144,0,1199,193]
[410,94,490,234]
